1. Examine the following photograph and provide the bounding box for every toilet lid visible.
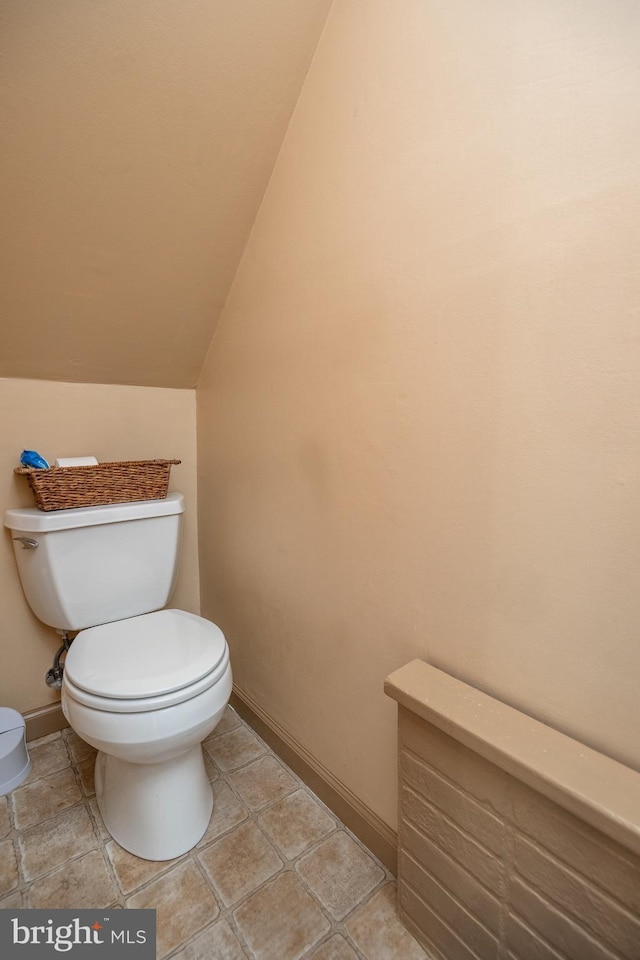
[64,609,227,700]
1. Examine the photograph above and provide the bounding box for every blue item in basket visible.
[20,450,50,469]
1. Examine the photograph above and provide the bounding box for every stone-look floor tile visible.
[27,849,118,908]
[62,728,97,764]
[18,804,97,881]
[24,734,70,783]
[89,798,110,840]
[228,755,298,812]
[259,789,335,860]
[234,872,330,960]
[296,831,385,921]
[204,752,218,782]
[308,934,360,960]
[197,781,248,848]
[203,725,267,772]
[105,839,183,895]
[199,820,282,908]
[0,838,19,896]
[126,861,219,959]
[77,756,96,796]
[205,705,242,739]
[11,767,83,830]
[0,796,10,839]
[345,884,428,960]
[27,731,61,750]
[172,918,247,960]
[8,713,398,959]
[0,888,24,908]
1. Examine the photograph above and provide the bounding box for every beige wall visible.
[0,379,199,715]
[197,0,640,831]
[0,0,331,388]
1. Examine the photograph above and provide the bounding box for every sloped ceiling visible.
[0,0,332,388]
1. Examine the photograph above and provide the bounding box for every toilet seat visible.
[63,608,229,713]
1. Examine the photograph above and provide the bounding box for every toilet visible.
[4,493,232,860]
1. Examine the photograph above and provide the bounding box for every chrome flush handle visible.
[13,536,39,550]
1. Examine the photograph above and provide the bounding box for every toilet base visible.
[95,744,213,860]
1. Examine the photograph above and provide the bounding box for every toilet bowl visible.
[62,608,232,860]
[4,493,232,861]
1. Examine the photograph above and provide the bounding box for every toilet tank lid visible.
[4,493,184,533]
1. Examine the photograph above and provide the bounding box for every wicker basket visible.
[15,459,181,511]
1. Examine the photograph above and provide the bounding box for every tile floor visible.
[0,706,428,960]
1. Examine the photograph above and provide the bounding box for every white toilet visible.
[4,493,232,860]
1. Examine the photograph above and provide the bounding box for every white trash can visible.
[0,708,31,795]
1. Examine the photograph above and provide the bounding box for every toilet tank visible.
[4,494,184,631]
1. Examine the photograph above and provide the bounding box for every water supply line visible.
[45,632,73,690]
